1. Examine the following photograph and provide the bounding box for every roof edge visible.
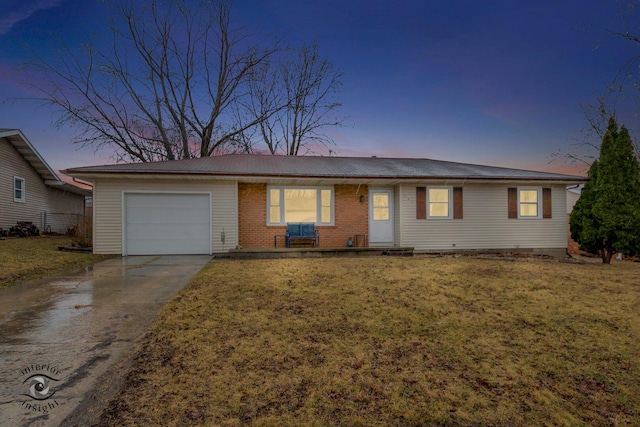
[0,129,62,182]
[63,169,588,183]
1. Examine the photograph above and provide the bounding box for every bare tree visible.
[551,94,617,169]
[586,1,640,148]
[552,2,640,169]
[242,42,345,155]
[28,0,283,162]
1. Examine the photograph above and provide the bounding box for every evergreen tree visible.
[570,160,602,255]
[570,118,640,263]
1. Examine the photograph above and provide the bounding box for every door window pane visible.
[373,207,389,220]
[373,193,389,220]
[373,194,388,207]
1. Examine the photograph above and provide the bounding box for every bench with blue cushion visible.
[285,222,319,247]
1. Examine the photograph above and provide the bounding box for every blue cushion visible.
[301,223,314,236]
[287,223,301,235]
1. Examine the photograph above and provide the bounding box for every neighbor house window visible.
[14,176,25,202]
[518,188,541,218]
[427,187,451,219]
[268,186,334,225]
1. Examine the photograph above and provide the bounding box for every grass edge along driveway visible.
[0,237,110,288]
[101,257,640,426]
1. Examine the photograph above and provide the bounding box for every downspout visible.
[73,178,93,245]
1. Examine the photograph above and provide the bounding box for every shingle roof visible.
[64,154,587,182]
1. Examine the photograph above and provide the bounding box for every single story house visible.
[64,155,587,257]
[1,129,90,234]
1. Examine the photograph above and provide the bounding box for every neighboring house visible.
[64,155,587,257]
[0,129,90,234]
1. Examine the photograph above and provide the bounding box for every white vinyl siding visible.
[92,178,238,254]
[566,188,581,214]
[400,183,567,251]
[393,185,401,246]
[1,139,85,230]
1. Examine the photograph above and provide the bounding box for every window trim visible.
[14,176,25,203]
[517,187,542,219]
[427,186,453,219]
[267,185,335,226]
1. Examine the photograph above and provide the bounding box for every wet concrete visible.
[0,255,211,426]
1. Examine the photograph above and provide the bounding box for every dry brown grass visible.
[101,257,640,426]
[0,236,109,287]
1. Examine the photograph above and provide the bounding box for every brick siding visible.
[238,183,369,248]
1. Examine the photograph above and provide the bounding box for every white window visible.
[14,176,25,202]
[519,188,541,218]
[268,186,334,225]
[427,187,451,219]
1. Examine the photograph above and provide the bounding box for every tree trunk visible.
[602,250,614,264]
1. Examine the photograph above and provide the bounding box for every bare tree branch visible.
[242,41,346,156]
[552,1,640,168]
[26,0,285,162]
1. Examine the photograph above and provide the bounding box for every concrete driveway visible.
[0,255,211,427]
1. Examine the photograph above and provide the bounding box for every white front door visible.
[369,188,394,244]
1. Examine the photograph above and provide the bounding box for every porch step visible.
[382,248,415,257]
[226,247,414,260]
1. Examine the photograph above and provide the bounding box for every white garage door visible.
[125,193,211,255]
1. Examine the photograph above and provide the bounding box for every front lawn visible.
[0,236,109,288]
[101,257,640,426]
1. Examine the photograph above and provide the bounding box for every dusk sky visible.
[1,0,639,177]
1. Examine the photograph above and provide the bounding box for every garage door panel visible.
[125,193,211,255]
[127,207,207,224]
[126,224,210,238]
[127,236,210,255]
[127,224,209,239]
[127,241,210,255]
[127,193,209,208]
